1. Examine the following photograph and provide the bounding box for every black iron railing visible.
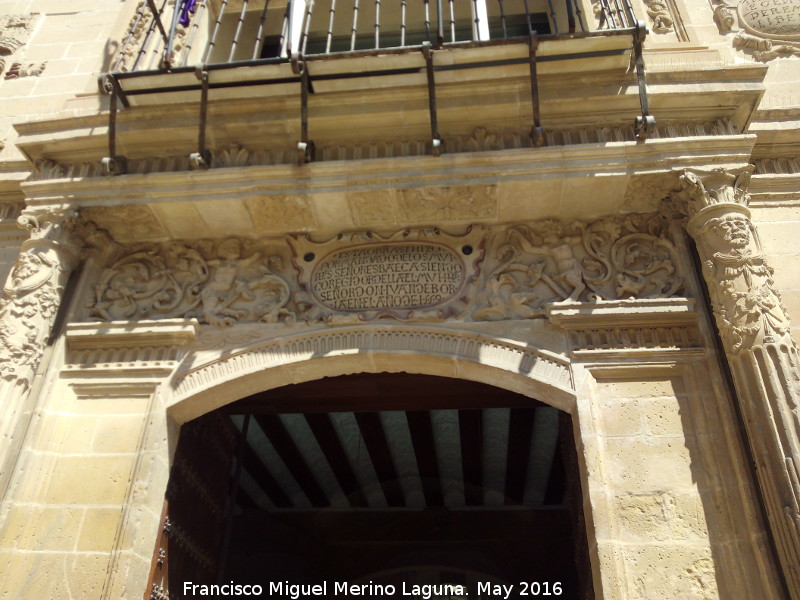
[112,0,637,73]
[100,0,650,175]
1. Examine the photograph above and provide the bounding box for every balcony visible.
[95,0,652,171]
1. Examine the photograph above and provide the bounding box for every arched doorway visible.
[148,374,592,599]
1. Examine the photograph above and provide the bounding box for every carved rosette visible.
[0,206,81,388]
[679,167,800,598]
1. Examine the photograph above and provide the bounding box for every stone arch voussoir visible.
[166,326,576,423]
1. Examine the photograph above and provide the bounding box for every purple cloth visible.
[179,0,197,26]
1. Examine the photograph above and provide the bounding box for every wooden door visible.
[145,412,238,600]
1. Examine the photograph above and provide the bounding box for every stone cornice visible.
[19,136,758,239]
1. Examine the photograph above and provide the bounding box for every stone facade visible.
[0,0,799,598]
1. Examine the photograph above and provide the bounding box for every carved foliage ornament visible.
[86,214,687,327]
[472,214,684,321]
[86,238,295,327]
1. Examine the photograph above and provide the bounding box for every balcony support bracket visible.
[632,21,656,141]
[189,67,211,170]
[295,59,316,165]
[422,43,443,157]
[528,32,545,148]
[99,74,127,176]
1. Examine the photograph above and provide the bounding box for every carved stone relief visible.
[713,0,800,59]
[289,228,485,323]
[347,190,398,227]
[0,13,44,80]
[86,237,296,327]
[645,0,677,32]
[244,195,316,233]
[397,186,497,222]
[472,214,684,321]
[0,206,81,387]
[82,205,168,243]
[84,213,688,329]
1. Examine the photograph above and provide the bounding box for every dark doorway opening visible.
[147,374,593,599]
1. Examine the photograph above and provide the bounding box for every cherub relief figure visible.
[201,238,263,327]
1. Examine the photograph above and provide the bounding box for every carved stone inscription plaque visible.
[290,228,485,322]
[738,0,800,38]
[312,243,464,311]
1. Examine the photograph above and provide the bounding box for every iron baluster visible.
[351,0,360,51]
[448,0,456,42]
[424,0,431,43]
[471,0,481,40]
[252,0,272,59]
[113,2,148,71]
[300,0,315,56]
[146,0,170,43]
[621,0,638,27]
[436,0,444,47]
[326,0,337,54]
[400,0,407,46]
[522,0,533,35]
[228,0,250,62]
[279,3,290,57]
[181,0,208,66]
[374,0,381,49]
[611,0,628,27]
[565,0,576,33]
[545,0,559,33]
[573,0,586,31]
[162,0,186,68]
[134,0,169,71]
[497,0,508,38]
[203,0,229,64]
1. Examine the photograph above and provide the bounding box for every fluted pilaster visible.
[680,166,800,597]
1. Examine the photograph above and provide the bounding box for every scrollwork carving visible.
[733,30,800,60]
[86,237,296,327]
[0,206,80,386]
[472,214,684,321]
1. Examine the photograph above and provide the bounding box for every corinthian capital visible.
[678,166,753,226]
[16,204,81,268]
